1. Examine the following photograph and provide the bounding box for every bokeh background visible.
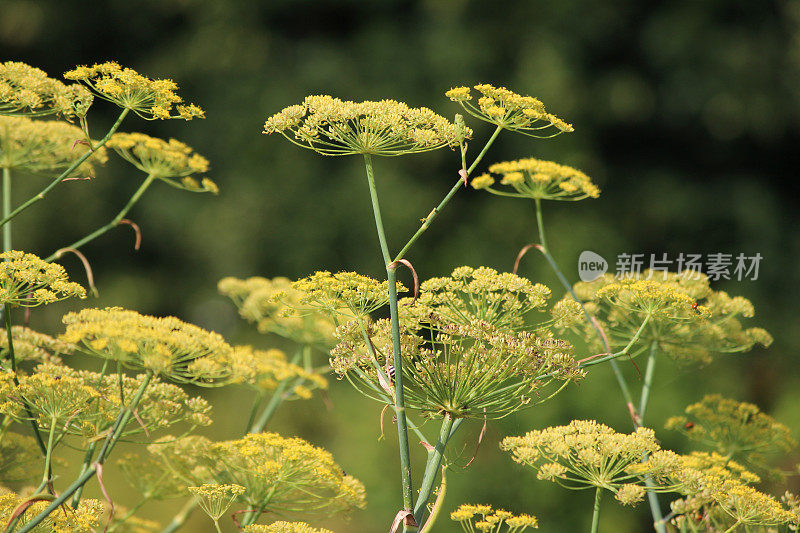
[3,0,800,531]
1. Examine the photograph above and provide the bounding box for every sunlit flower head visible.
[0,251,86,308]
[288,271,406,319]
[107,132,216,192]
[0,115,107,177]
[446,84,572,137]
[60,307,234,385]
[243,522,334,533]
[64,61,204,120]
[471,158,599,201]
[188,483,246,521]
[263,94,466,156]
[219,276,339,348]
[0,326,73,366]
[0,61,93,118]
[0,490,104,532]
[331,318,581,419]
[451,503,538,532]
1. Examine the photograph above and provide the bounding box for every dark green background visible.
[3,0,799,531]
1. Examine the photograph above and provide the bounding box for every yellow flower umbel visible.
[188,483,246,530]
[567,270,772,365]
[263,95,465,156]
[289,271,407,319]
[107,132,217,193]
[501,420,682,506]
[60,307,234,385]
[471,158,600,201]
[0,490,104,532]
[331,318,581,419]
[219,276,339,348]
[0,251,86,308]
[243,522,334,533]
[665,394,796,473]
[0,326,73,366]
[446,84,572,137]
[0,116,106,178]
[0,61,93,118]
[64,61,204,120]
[450,504,538,532]
[148,433,366,519]
[399,266,556,333]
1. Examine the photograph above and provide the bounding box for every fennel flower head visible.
[446,84,572,137]
[665,394,796,470]
[107,132,217,192]
[0,490,104,532]
[0,61,93,118]
[331,317,582,419]
[451,504,538,532]
[0,115,107,177]
[501,420,685,506]
[64,61,204,120]
[60,307,234,386]
[0,325,73,366]
[567,270,772,365]
[471,158,599,201]
[243,523,334,533]
[188,483,246,521]
[0,251,86,308]
[148,432,366,518]
[218,276,339,348]
[263,94,467,156]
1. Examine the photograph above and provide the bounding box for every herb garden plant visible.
[0,60,796,533]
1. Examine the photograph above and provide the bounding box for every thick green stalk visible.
[40,417,57,487]
[70,443,97,508]
[394,125,502,261]
[590,487,603,533]
[16,371,153,533]
[363,154,415,520]
[532,200,640,425]
[2,167,11,252]
[0,108,129,228]
[639,342,658,420]
[412,414,455,528]
[639,342,667,533]
[45,172,155,262]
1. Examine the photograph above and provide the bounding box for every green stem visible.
[16,371,153,533]
[160,498,198,533]
[590,487,603,533]
[2,167,11,252]
[212,520,222,533]
[363,155,415,522]
[70,442,97,508]
[639,342,667,533]
[394,125,502,261]
[413,414,455,528]
[249,347,304,433]
[0,109,129,229]
[45,172,155,262]
[639,342,658,419]
[722,520,741,533]
[40,417,57,487]
[532,200,640,425]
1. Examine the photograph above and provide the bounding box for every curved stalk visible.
[413,414,455,528]
[45,172,156,261]
[590,487,603,533]
[0,108,129,228]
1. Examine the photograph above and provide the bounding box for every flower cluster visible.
[64,61,204,120]
[147,432,366,518]
[0,489,104,532]
[501,420,683,505]
[0,61,93,118]
[243,523,334,533]
[60,307,234,385]
[665,394,796,470]
[332,318,581,419]
[446,84,572,137]
[188,483,246,521]
[567,271,772,364]
[107,132,217,192]
[450,504,538,532]
[0,116,107,177]
[0,251,86,308]
[290,271,406,319]
[471,158,599,201]
[263,94,465,156]
[219,276,339,348]
[0,326,73,366]
[399,266,558,332]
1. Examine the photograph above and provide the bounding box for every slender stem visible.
[0,108,129,229]
[590,487,603,533]
[639,342,658,419]
[2,167,11,252]
[722,520,741,533]
[532,200,640,425]
[363,155,415,522]
[413,414,455,528]
[16,371,153,533]
[578,315,651,368]
[40,417,57,487]
[45,172,155,261]
[639,342,667,533]
[212,520,222,533]
[160,498,198,533]
[394,125,502,261]
[70,442,97,508]
[249,347,304,433]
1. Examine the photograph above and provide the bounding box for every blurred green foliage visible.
[3,0,800,530]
